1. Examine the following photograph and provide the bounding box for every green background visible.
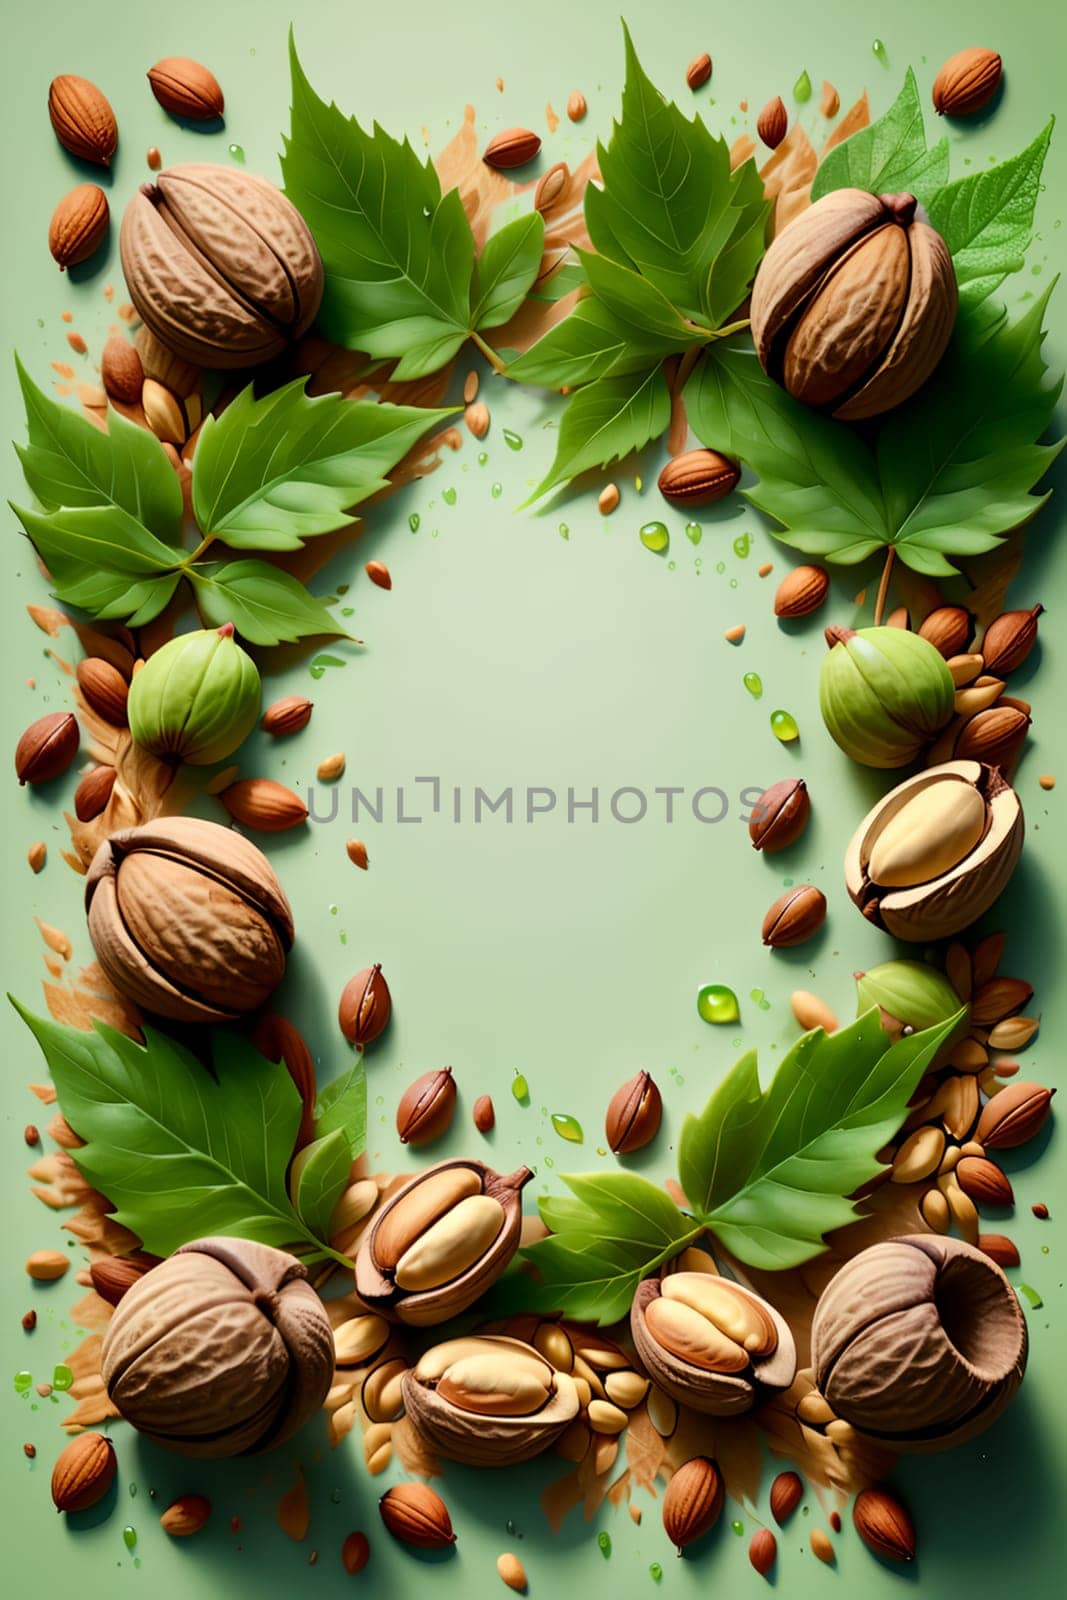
[2,0,1064,1592]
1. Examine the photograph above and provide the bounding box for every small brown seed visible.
[146,146,162,170]
[346,838,370,870]
[662,1457,724,1552]
[762,885,826,947]
[142,378,186,444]
[757,96,788,149]
[566,91,587,122]
[317,752,346,782]
[147,58,225,121]
[49,185,110,270]
[748,777,810,851]
[821,81,840,117]
[933,47,1003,117]
[810,1527,835,1564]
[16,712,79,786]
[379,1483,455,1548]
[658,448,740,507]
[605,1070,662,1153]
[341,1531,370,1573]
[160,1494,212,1536]
[956,1155,1014,1207]
[749,1527,777,1576]
[853,1486,916,1563]
[473,1093,495,1133]
[22,1310,37,1331]
[77,657,129,724]
[769,1470,803,1524]
[26,1249,70,1282]
[463,371,479,404]
[465,401,490,438]
[48,76,118,167]
[686,53,713,90]
[978,1232,1020,1268]
[397,1067,457,1145]
[1032,1202,1049,1219]
[338,963,392,1048]
[74,765,118,822]
[24,1443,36,1458]
[791,991,838,1033]
[918,605,973,658]
[886,605,910,629]
[51,1432,117,1512]
[534,162,569,212]
[219,777,308,832]
[497,1552,527,1592]
[483,127,541,169]
[774,565,829,619]
[24,1124,41,1146]
[598,482,620,515]
[366,560,392,590]
[101,336,144,405]
[261,696,313,736]
[27,841,47,874]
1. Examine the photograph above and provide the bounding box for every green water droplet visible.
[743,672,763,699]
[52,1364,74,1392]
[685,521,702,546]
[558,522,570,540]
[649,1563,663,1582]
[1019,1283,1043,1309]
[544,1155,554,1168]
[340,606,354,617]
[129,1483,138,1498]
[750,987,772,1011]
[551,1113,584,1144]
[716,560,726,574]
[14,1371,32,1395]
[771,708,800,743]
[491,482,503,499]
[408,512,420,532]
[330,1488,342,1504]
[639,520,669,553]
[512,1073,530,1104]
[596,1146,607,1157]
[477,451,489,465]
[506,1519,517,1535]
[794,70,812,101]
[503,429,523,451]
[872,38,888,62]
[697,984,740,1025]
[802,1504,810,1516]
[1041,1244,1050,1254]
[597,1531,612,1558]
[228,143,246,163]
[309,653,346,681]
[442,486,457,505]
[123,1527,137,1551]
[733,532,751,558]
[731,1519,745,1536]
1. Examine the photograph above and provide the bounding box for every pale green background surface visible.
[1,0,1065,1592]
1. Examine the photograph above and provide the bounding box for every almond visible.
[769,1469,803,1524]
[497,1552,528,1592]
[598,482,620,515]
[757,96,788,149]
[219,777,308,832]
[101,336,145,404]
[980,605,1042,675]
[142,378,187,445]
[338,963,392,1048]
[686,53,713,91]
[810,1528,835,1564]
[762,884,826,947]
[28,841,47,874]
[147,58,224,121]
[74,764,118,822]
[483,127,541,169]
[774,565,829,619]
[89,1252,155,1306]
[975,1081,1054,1149]
[76,657,129,724]
[397,1066,457,1145]
[48,75,118,167]
[16,712,79,786]
[986,1015,1040,1051]
[978,1232,1020,1267]
[791,990,838,1033]
[317,752,346,782]
[658,448,740,507]
[971,976,1033,1025]
[346,838,370,870]
[473,1093,495,1133]
[48,185,109,271]
[955,1155,1014,1207]
[534,162,569,212]
[662,1457,724,1552]
[261,696,313,736]
[852,1487,915,1562]
[465,401,490,438]
[954,703,1030,769]
[341,1531,370,1573]
[160,1494,212,1536]
[51,1432,117,1512]
[933,47,1003,117]
[27,1249,70,1282]
[918,605,973,658]
[566,91,587,123]
[947,652,984,687]
[749,1527,777,1576]
[379,1483,455,1548]
[463,371,480,404]
[366,560,392,590]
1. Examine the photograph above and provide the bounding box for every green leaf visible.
[578,249,708,345]
[471,213,546,330]
[11,503,184,624]
[13,356,183,540]
[191,379,455,551]
[13,1003,339,1261]
[927,121,1053,303]
[291,1129,352,1239]
[525,364,670,503]
[492,1172,699,1324]
[811,68,949,206]
[282,37,474,377]
[507,297,669,388]
[313,1060,367,1160]
[679,1008,963,1269]
[187,560,347,646]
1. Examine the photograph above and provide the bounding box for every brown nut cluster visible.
[631,1269,796,1415]
[101,1239,334,1457]
[354,1159,530,1326]
[402,1335,580,1466]
[811,1234,1027,1450]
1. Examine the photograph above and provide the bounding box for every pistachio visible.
[604,1369,649,1408]
[396,1066,457,1145]
[338,963,392,1048]
[361,1357,408,1423]
[631,1274,794,1415]
[605,1069,662,1153]
[128,626,261,764]
[333,1314,391,1366]
[855,959,966,1036]
[403,1336,579,1465]
[748,777,810,852]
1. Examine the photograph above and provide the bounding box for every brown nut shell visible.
[48,75,118,167]
[402,1335,580,1466]
[774,565,829,618]
[657,449,740,507]
[338,963,392,1047]
[933,48,1003,116]
[483,128,541,169]
[605,1070,662,1153]
[148,58,225,121]
[49,185,110,270]
[975,1081,1054,1150]
[749,778,810,851]
[16,711,80,785]
[379,1482,455,1548]
[662,1456,724,1551]
[980,606,1042,676]
[631,1276,796,1416]
[811,1234,1027,1450]
[761,884,826,947]
[852,1486,916,1562]
[51,1432,117,1512]
[918,606,973,658]
[397,1067,457,1145]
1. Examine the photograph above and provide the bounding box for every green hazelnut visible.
[128,624,261,765]
[855,959,969,1042]
[819,625,954,768]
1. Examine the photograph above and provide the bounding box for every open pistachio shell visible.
[630,1276,796,1416]
[402,1335,580,1466]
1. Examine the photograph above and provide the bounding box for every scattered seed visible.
[749,1527,777,1577]
[22,1310,37,1332]
[26,1249,70,1281]
[463,371,479,404]
[365,560,392,590]
[567,90,587,122]
[725,624,746,644]
[24,1443,36,1459]
[465,401,490,439]
[36,1383,52,1398]
[497,1552,528,1592]
[629,1504,642,1525]
[598,482,620,515]
[67,332,87,355]
[27,841,47,874]
[147,146,162,169]
[205,764,240,795]
[346,839,370,871]
[810,1528,835,1564]
[473,1094,495,1133]
[317,753,346,783]
[1032,1202,1050,1219]
[1038,774,1055,790]
[24,1124,40,1147]
[829,1510,842,1533]
[341,1531,370,1574]
[820,80,840,117]
[758,562,773,577]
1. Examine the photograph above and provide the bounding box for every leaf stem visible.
[874,545,896,626]
[470,330,509,377]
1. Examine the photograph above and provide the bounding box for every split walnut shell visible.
[811,1235,1027,1451]
[631,1272,796,1416]
[750,188,957,421]
[120,164,323,368]
[355,1159,531,1326]
[101,1238,334,1457]
[845,759,1023,942]
[402,1335,580,1466]
[85,816,294,1023]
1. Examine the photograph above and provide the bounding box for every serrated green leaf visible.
[507,297,669,388]
[313,1060,367,1160]
[12,1002,339,1261]
[578,249,708,345]
[188,559,347,646]
[191,379,455,551]
[811,68,949,205]
[927,120,1053,303]
[525,364,670,503]
[282,36,474,377]
[680,1008,963,1269]
[291,1129,353,1239]
[11,503,184,624]
[13,355,183,539]
[471,212,546,330]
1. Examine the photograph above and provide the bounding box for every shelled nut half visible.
[402,1335,579,1466]
[354,1159,531,1326]
[630,1272,796,1415]
[844,760,1023,942]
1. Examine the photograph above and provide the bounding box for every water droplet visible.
[872,38,888,63]
[733,532,751,559]
[596,1145,607,1157]
[309,653,346,681]
[1018,1283,1043,1309]
[697,984,740,1025]
[544,1155,554,1169]
[503,429,523,451]
[491,482,503,499]
[442,486,457,505]
[551,1113,584,1144]
[340,606,354,617]
[750,987,772,1011]
[558,522,570,540]
[52,1364,74,1392]
[597,1531,612,1558]
[512,1073,530,1104]
[716,560,726,574]
[731,1519,745,1536]
[14,1371,32,1395]
[649,1562,663,1582]
[794,70,812,101]
[639,520,669,553]
[328,904,338,917]
[477,450,489,465]
[123,1527,137,1551]
[330,1488,342,1504]
[1041,1244,1050,1255]
[685,521,702,546]
[228,143,246,163]
[743,672,763,699]
[771,709,800,742]
[408,512,420,532]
